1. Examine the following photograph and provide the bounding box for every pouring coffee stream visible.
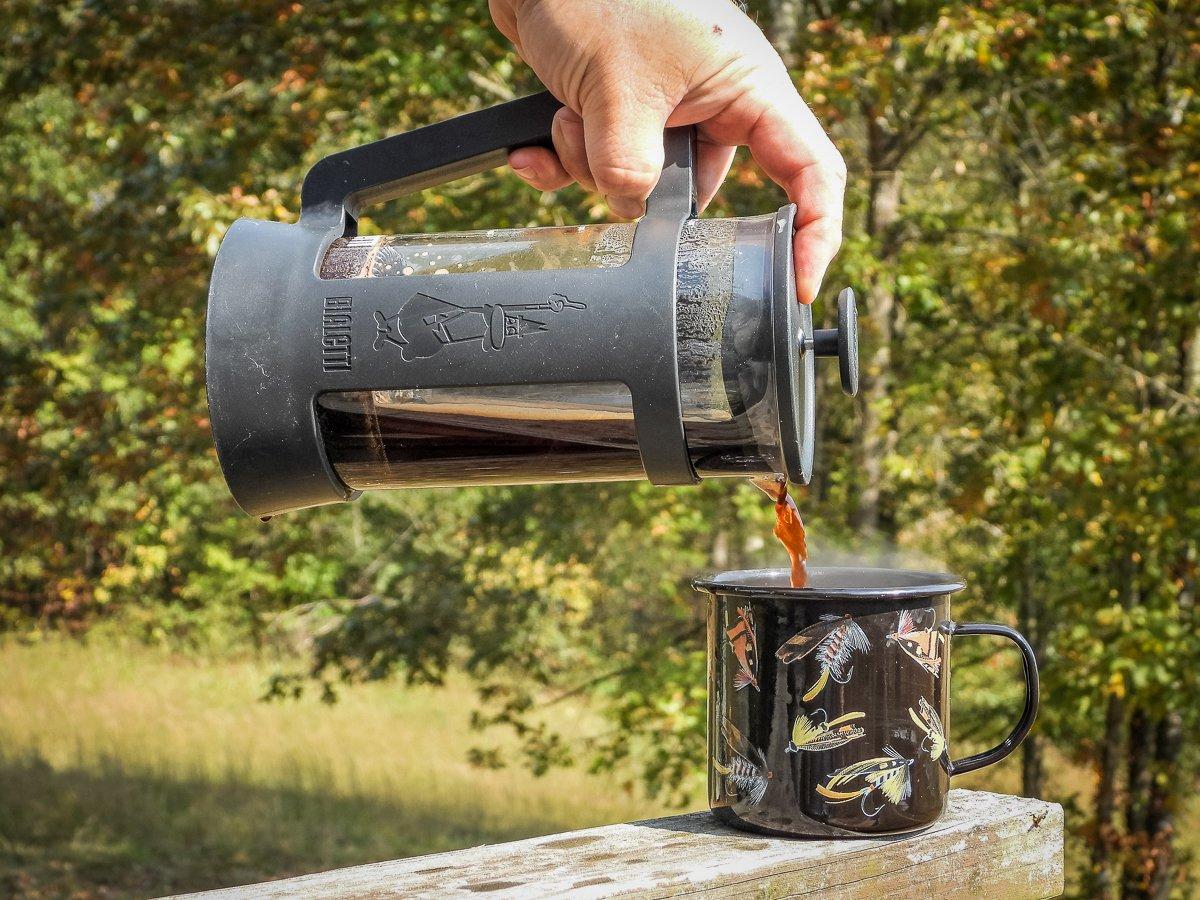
[750,475,809,588]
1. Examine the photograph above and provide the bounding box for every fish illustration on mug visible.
[726,605,760,691]
[909,696,949,762]
[887,608,946,676]
[776,614,871,702]
[816,746,914,818]
[713,717,772,806]
[786,708,867,753]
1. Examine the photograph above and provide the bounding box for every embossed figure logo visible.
[373,292,586,362]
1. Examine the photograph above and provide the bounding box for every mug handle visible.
[942,622,1040,777]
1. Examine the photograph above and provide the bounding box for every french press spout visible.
[205,91,859,518]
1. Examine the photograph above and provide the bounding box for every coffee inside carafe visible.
[316,215,788,489]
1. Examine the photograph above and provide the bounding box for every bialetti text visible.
[322,296,353,371]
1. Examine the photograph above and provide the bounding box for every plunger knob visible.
[812,287,859,397]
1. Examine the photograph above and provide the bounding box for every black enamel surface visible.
[697,567,1034,838]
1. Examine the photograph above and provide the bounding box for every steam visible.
[806,541,950,575]
[743,475,951,575]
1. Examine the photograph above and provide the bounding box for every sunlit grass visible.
[0,635,680,898]
[5,634,1189,898]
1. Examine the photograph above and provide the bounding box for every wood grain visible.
[170,789,1064,899]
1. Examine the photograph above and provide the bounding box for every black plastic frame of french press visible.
[206,91,713,517]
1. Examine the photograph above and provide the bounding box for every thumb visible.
[579,85,673,219]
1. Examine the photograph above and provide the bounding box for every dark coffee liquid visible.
[317,388,776,490]
[751,476,809,588]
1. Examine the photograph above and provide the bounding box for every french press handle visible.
[299,90,697,230]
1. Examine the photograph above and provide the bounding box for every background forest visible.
[2,1,1198,898]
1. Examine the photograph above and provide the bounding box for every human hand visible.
[489,0,846,303]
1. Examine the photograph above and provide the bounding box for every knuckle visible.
[595,162,660,198]
[822,150,848,185]
[832,157,849,185]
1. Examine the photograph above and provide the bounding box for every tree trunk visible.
[711,527,731,571]
[853,160,902,533]
[1128,327,1197,899]
[1093,694,1125,899]
[1098,549,1138,898]
[766,0,802,69]
[1145,712,1182,899]
[1016,565,1044,797]
[1020,732,1044,799]
[1121,706,1154,898]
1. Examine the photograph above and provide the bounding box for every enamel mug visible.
[694,567,1039,837]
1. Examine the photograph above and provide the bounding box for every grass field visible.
[0,636,679,898]
[10,632,1178,898]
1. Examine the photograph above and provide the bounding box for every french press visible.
[205,91,860,518]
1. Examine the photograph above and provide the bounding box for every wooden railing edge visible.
[171,788,1064,899]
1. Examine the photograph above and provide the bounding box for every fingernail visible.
[796,275,820,305]
[607,196,645,219]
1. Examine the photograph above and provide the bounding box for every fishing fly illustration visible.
[909,696,948,762]
[887,608,946,676]
[786,708,867,753]
[816,746,914,817]
[726,605,760,691]
[776,614,871,702]
[713,717,772,806]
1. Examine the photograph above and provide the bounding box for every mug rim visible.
[692,565,965,601]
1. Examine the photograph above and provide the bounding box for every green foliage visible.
[1,1,1197,895]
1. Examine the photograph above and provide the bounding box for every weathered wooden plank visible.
[171,789,1063,900]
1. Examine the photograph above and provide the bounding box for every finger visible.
[579,85,673,219]
[487,0,520,47]
[741,81,847,303]
[550,107,597,193]
[508,146,574,192]
[695,139,736,212]
[791,186,845,306]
